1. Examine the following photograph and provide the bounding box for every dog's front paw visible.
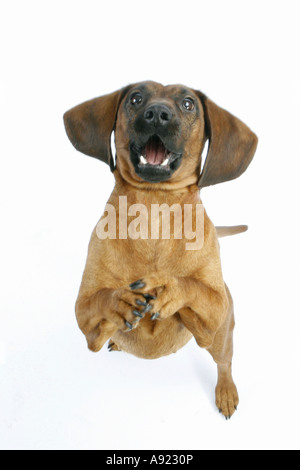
[110,288,154,331]
[215,379,239,420]
[130,276,184,321]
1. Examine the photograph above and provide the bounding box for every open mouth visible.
[130,135,182,183]
[140,135,171,168]
[138,135,180,170]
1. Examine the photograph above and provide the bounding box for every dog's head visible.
[64,81,258,188]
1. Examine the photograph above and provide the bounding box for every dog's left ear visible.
[63,86,132,171]
[195,92,258,188]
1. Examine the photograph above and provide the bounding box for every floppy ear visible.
[196,92,258,188]
[63,86,131,171]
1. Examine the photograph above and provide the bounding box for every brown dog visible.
[64,81,258,419]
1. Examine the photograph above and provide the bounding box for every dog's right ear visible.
[63,85,132,171]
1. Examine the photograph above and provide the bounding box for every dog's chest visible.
[102,232,201,284]
[99,189,204,282]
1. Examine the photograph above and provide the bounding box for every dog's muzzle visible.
[129,103,183,183]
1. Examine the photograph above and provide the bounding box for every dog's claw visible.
[143,294,156,301]
[136,299,147,307]
[130,280,146,291]
[142,304,153,314]
[132,309,143,319]
[125,321,133,330]
[151,312,160,321]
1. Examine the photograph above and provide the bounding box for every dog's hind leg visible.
[207,284,239,419]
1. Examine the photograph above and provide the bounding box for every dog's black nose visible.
[143,104,172,127]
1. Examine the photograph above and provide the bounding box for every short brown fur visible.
[64,81,257,419]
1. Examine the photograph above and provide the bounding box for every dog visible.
[64,81,258,419]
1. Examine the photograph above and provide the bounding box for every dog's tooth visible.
[140,155,147,165]
[161,157,169,167]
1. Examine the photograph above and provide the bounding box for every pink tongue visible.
[145,138,166,165]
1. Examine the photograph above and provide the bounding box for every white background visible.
[1,0,300,450]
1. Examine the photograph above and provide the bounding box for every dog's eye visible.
[182,98,194,111]
[130,93,143,105]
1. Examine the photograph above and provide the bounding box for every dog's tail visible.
[216,225,248,238]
